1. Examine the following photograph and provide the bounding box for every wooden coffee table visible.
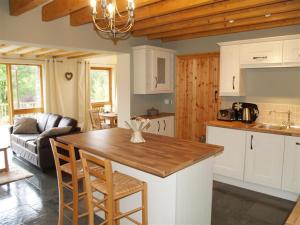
[0,147,9,172]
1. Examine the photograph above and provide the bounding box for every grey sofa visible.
[10,113,80,171]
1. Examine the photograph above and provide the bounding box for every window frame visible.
[1,63,44,123]
[90,67,112,108]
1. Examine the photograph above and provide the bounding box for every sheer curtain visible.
[77,60,91,131]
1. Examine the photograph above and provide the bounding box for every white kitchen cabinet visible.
[244,132,285,189]
[283,39,300,63]
[145,116,174,137]
[207,126,246,180]
[219,45,245,96]
[133,45,175,94]
[282,136,300,193]
[239,41,283,66]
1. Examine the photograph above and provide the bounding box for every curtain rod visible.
[0,57,63,63]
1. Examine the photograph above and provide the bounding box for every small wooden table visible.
[0,147,9,172]
[99,112,118,128]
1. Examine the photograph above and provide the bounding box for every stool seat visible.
[61,160,102,179]
[92,171,144,199]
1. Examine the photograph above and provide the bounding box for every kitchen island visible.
[58,128,223,225]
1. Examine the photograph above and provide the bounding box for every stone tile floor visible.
[0,150,296,225]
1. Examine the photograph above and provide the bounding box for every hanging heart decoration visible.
[65,72,73,81]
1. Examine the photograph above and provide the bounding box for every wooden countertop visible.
[57,128,223,178]
[207,120,300,137]
[139,112,175,119]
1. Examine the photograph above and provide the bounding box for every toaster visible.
[217,109,236,121]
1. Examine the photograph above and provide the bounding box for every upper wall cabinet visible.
[220,45,245,96]
[283,39,300,63]
[240,41,283,66]
[133,45,175,94]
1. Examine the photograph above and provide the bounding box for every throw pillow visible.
[13,117,39,134]
[38,126,72,139]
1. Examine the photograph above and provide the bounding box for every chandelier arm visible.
[93,16,113,33]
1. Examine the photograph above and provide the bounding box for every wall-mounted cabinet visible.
[133,45,175,94]
[283,39,300,63]
[220,45,245,96]
[218,34,300,97]
[240,41,283,66]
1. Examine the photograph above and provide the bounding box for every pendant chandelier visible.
[90,0,135,43]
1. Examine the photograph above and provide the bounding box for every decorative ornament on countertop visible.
[90,0,135,44]
[125,117,150,143]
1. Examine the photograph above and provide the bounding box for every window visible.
[0,63,44,123]
[90,67,112,108]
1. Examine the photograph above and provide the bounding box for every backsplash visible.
[223,101,300,125]
[255,103,300,125]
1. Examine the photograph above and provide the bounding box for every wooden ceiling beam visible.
[162,17,300,42]
[132,0,285,31]
[148,10,300,39]
[10,0,47,16]
[70,0,180,26]
[42,0,88,21]
[67,53,100,59]
[36,50,66,58]
[133,0,300,37]
[2,46,29,56]
[0,44,8,49]
[53,52,85,58]
[20,48,50,56]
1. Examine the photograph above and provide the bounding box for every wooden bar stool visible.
[79,150,148,225]
[50,138,89,225]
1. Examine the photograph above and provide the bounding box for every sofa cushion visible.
[58,117,77,130]
[38,126,72,139]
[45,114,62,130]
[13,117,39,134]
[37,114,50,133]
[11,134,39,153]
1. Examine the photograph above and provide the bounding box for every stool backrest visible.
[89,109,103,129]
[50,138,78,182]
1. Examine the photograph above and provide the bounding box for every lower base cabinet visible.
[244,132,285,189]
[207,125,300,195]
[207,126,246,180]
[145,116,174,137]
[283,136,300,193]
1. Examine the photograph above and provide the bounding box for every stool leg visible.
[4,149,8,172]
[58,185,64,225]
[114,199,120,225]
[83,180,88,212]
[73,184,79,225]
[142,184,148,225]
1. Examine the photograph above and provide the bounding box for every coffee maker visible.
[232,102,259,123]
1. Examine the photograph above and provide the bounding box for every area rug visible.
[0,164,33,185]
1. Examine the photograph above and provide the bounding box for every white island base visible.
[98,157,214,225]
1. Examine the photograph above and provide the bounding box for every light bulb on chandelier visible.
[90,0,135,44]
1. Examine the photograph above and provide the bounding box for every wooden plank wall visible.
[176,53,221,141]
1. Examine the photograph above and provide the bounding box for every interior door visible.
[176,53,221,141]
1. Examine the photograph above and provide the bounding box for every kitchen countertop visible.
[138,112,175,119]
[207,120,300,137]
[58,128,223,178]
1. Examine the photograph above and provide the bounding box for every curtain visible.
[77,60,91,131]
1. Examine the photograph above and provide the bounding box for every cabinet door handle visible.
[157,121,160,133]
[232,76,235,90]
[215,90,218,102]
[155,76,158,88]
[250,135,254,150]
[253,56,268,60]
[163,119,166,131]
[296,142,300,146]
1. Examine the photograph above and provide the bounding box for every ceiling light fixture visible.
[265,13,272,18]
[90,0,135,44]
[228,19,235,24]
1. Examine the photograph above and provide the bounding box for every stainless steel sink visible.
[255,124,287,130]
